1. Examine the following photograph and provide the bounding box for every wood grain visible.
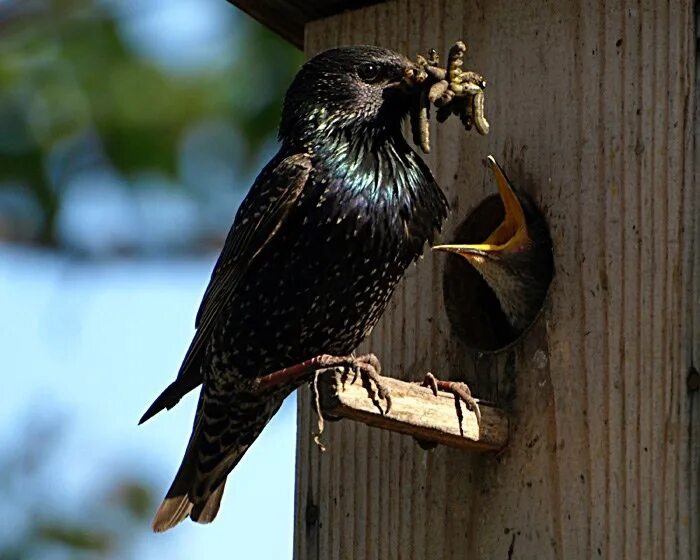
[314,369,509,451]
[294,1,698,559]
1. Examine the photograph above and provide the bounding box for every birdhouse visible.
[228,1,699,558]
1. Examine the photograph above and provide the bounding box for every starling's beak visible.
[433,155,529,263]
[391,58,419,92]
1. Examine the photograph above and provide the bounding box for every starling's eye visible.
[357,62,384,83]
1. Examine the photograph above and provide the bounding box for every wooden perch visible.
[315,369,509,452]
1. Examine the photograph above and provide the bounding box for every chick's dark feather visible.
[144,46,449,531]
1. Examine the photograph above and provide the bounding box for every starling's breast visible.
[217,140,446,376]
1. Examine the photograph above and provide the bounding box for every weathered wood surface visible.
[315,369,509,451]
[294,1,698,559]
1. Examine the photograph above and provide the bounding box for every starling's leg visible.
[421,372,481,424]
[257,353,392,414]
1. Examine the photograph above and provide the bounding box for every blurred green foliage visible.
[0,414,159,559]
[0,0,302,248]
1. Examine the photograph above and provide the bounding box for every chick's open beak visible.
[433,155,529,262]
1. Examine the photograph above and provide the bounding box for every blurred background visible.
[0,0,303,557]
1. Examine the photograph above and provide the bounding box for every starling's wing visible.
[194,152,313,336]
[139,153,313,424]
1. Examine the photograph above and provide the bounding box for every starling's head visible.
[279,46,412,144]
[434,156,553,332]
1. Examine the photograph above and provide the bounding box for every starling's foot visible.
[421,372,481,425]
[257,353,391,414]
[340,353,392,415]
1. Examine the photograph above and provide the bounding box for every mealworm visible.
[402,40,490,151]
[472,90,490,135]
[428,80,449,103]
[417,87,431,153]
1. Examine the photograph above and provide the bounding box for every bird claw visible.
[289,353,391,415]
[339,353,392,415]
[307,353,391,450]
[421,372,481,425]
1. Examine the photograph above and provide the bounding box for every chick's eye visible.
[357,62,383,83]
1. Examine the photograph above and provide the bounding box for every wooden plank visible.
[294,1,698,559]
[225,0,384,48]
[314,369,509,451]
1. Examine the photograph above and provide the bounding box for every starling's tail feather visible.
[151,432,199,532]
[152,390,286,532]
[151,438,232,533]
[152,494,194,532]
[152,441,247,532]
[152,481,226,532]
[151,425,256,532]
[191,481,226,523]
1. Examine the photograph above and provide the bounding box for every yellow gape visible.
[433,155,528,260]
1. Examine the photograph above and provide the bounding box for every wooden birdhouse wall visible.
[291,1,699,558]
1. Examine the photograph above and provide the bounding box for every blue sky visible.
[0,1,301,556]
[0,247,296,558]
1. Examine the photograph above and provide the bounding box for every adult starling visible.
[433,156,553,333]
[141,46,449,531]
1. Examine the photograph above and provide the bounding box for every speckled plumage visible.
[142,46,449,531]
